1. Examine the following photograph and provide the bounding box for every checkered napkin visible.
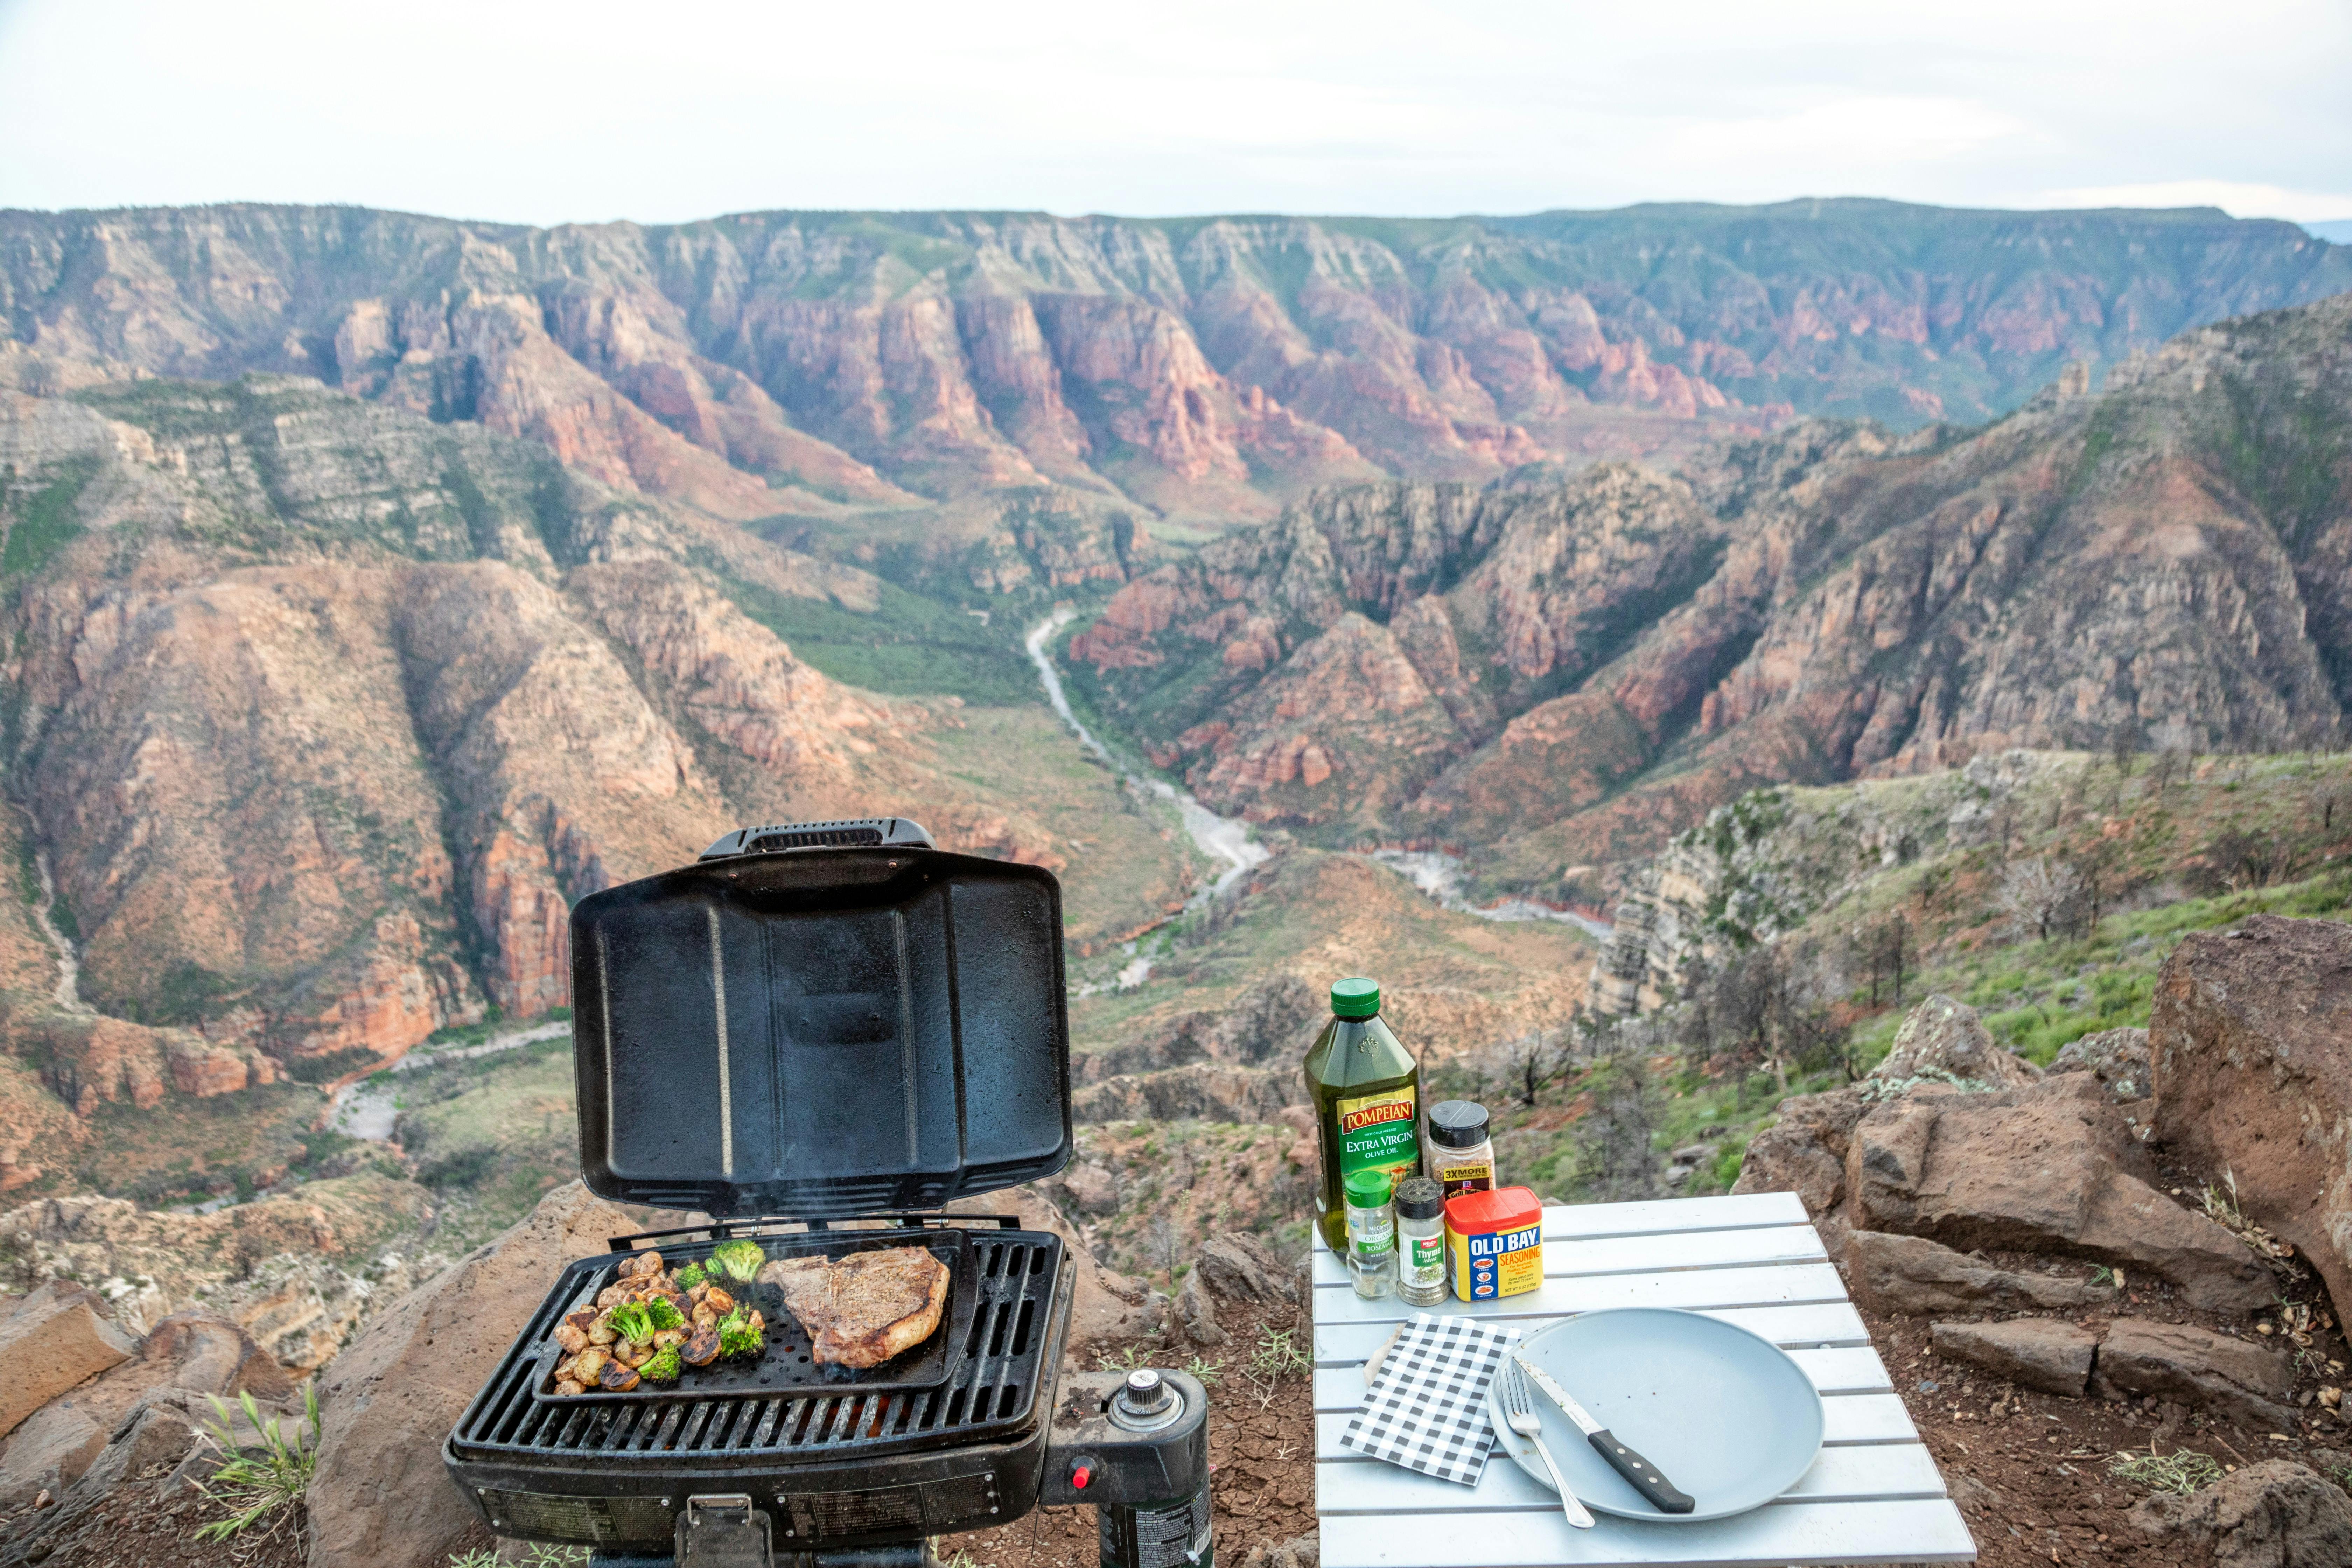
[1338,1312,1521,1485]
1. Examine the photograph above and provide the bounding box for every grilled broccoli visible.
[607,1301,656,1346]
[708,1239,765,1283]
[672,1261,708,1292]
[638,1344,682,1385]
[717,1308,764,1358]
[646,1295,686,1332]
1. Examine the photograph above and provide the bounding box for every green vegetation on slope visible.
[1,456,98,578]
[722,574,1040,705]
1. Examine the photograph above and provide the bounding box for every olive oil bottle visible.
[1304,977,1422,1252]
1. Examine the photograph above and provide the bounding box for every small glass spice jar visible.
[1343,1168,1397,1298]
[1392,1176,1449,1306]
[1428,1100,1497,1197]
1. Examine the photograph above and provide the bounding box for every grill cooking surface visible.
[453,1228,1065,1466]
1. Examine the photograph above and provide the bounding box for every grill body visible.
[445,1226,1072,1553]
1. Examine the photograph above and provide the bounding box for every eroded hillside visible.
[1066,292,2352,903]
[0,373,1205,1200]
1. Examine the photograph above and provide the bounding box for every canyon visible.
[1067,288,2352,904]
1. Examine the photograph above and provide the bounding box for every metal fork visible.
[1499,1358,1595,1528]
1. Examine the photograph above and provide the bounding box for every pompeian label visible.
[1335,1087,1419,1183]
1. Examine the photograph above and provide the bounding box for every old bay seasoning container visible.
[1445,1185,1544,1302]
[1305,977,1421,1252]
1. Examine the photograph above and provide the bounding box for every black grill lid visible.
[570,823,1072,1218]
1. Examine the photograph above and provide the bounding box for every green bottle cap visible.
[1330,977,1381,1019]
[1344,1168,1394,1206]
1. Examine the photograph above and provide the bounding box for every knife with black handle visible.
[1514,1354,1695,1515]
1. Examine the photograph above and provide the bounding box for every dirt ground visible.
[0,1472,313,1568]
[1866,1290,2352,1567]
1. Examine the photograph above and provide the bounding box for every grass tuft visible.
[189,1386,319,1543]
[2109,1446,2222,1495]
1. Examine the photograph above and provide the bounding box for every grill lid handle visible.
[698,817,936,860]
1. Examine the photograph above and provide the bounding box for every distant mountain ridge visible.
[2,199,2345,526]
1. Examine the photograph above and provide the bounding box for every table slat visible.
[1316,1442,1947,1514]
[1317,1498,1975,1568]
[1314,1264,1849,1341]
[1310,1224,1825,1288]
[1312,1335,1891,1411]
[1311,1392,1918,1456]
[1309,1192,1811,1252]
[1308,1303,1868,1396]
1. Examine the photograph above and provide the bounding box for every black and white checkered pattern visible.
[1338,1312,1521,1486]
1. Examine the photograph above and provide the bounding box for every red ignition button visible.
[1071,1465,1092,1490]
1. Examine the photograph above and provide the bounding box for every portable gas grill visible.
[443,819,1212,1568]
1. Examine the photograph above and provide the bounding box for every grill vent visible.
[750,825,883,852]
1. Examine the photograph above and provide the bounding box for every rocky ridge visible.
[1069,292,2352,900]
[4,202,2345,526]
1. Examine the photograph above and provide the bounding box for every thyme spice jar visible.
[1392,1176,1448,1306]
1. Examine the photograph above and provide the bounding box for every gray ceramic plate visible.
[1484,1308,1825,1522]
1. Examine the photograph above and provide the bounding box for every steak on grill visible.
[760,1246,951,1368]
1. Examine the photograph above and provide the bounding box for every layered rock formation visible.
[1070,292,2352,895]
[0,373,1192,1177]
[4,201,2345,525]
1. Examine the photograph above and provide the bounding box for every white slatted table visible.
[1310,1191,1975,1567]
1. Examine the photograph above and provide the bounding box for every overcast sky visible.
[2,0,2346,228]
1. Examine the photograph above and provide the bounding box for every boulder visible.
[1193,1232,1296,1309]
[0,1307,287,1507]
[0,1392,216,1567]
[1871,994,2040,1088]
[2049,1026,2152,1102]
[1928,1318,2096,1395]
[1173,1271,1226,1347]
[2150,915,2352,1321]
[0,1284,135,1439]
[1844,1230,2116,1317]
[2128,1459,2352,1568]
[1848,1074,2272,1312]
[2093,1318,2298,1432]
[305,1180,640,1568]
[1730,1085,1871,1244]
[0,1404,104,1510]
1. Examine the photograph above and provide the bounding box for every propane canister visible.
[1096,1371,1213,1568]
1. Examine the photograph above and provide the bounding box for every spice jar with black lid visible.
[1428,1100,1497,1197]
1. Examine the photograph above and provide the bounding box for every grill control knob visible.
[1072,1464,1092,1490]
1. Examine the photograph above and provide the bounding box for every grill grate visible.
[450,1230,1065,1467]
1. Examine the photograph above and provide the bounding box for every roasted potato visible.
[554,1324,589,1354]
[704,1286,735,1316]
[652,1327,687,1350]
[554,1378,586,1396]
[588,1314,618,1347]
[681,1329,722,1367]
[573,1348,610,1382]
[599,1360,640,1392]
